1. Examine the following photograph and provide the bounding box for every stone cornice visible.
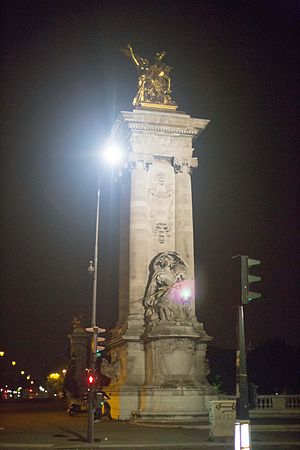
[128,123,200,137]
[110,109,210,143]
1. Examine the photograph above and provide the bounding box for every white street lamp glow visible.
[102,140,123,165]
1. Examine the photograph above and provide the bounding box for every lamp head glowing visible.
[102,140,123,165]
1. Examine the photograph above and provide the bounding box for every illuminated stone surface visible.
[105,108,216,420]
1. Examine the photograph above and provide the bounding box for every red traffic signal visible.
[88,374,95,385]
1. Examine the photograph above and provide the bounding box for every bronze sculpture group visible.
[121,44,176,107]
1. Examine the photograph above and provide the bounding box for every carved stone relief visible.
[101,353,121,383]
[143,252,193,331]
[130,133,192,149]
[72,314,83,330]
[172,156,198,174]
[153,338,199,387]
[149,170,174,243]
[128,152,153,171]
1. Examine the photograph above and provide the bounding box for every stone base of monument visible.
[136,386,217,422]
[104,321,217,421]
[135,327,217,422]
[105,386,141,420]
[108,385,217,422]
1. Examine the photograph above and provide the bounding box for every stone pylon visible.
[102,108,216,421]
[68,317,89,397]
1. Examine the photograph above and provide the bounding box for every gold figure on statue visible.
[121,44,177,110]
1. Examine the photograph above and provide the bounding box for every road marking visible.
[0,444,53,448]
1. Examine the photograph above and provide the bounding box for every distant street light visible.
[48,373,60,380]
[102,140,123,166]
[87,141,122,444]
[11,361,16,366]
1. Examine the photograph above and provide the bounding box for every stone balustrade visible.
[254,395,300,415]
[219,395,300,417]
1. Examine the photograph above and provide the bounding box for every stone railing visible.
[219,395,300,417]
[255,395,300,411]
[251,395,300,417]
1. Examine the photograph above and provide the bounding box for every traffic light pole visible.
[236,304,250,421]
[87,184,100,444]
[235,304,251,450]
[233,253,262,449]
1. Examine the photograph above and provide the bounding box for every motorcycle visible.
[68,402,85,417]
[66,394,111,419]
[66,393,88,417]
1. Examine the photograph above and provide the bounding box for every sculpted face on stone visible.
[144,252,193,329]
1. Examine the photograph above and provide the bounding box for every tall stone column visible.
[175,161,196,314]
[103,108,216,420]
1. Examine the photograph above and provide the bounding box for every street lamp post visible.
[87,183,100,443]
[86,141,122,443]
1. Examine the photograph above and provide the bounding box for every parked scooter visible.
[66,391,111,419]
[66,392,88,417]
[68,402,85,417]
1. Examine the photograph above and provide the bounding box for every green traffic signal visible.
[96,335,105,358]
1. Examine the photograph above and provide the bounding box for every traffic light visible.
[241,255,262,304]
[88,374,95,385]
[96,335,105,358]
[85,326,106,358]
[96,328,106,358]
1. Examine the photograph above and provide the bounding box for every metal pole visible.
[87,183,100,443]
[235,304,251,450]
[236,305,249,421]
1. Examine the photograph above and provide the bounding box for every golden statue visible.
[121,44,177,110]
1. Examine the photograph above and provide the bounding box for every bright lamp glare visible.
[102,141,122,165]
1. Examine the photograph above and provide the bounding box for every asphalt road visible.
[0,399,299,450]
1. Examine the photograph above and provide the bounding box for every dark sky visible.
[1,0,299,379]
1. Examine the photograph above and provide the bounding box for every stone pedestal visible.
[103,108,217,420]
[139,387,213,422]
[138,322,215,420]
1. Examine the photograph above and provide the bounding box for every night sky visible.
[1,1,299,380]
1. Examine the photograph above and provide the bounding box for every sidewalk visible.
[1,418,300,450]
